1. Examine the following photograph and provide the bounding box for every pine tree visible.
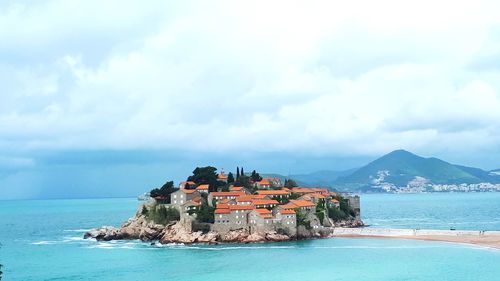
[227,172,235,183]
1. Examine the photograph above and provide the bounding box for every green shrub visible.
[296,210,312,230]
[147,205,180,225]
[316,211,325,225]
[327,206,348,221]
[141,205,148,216]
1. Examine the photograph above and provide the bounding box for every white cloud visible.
[1,0,500,160]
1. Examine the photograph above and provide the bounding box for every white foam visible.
[31,241,58,245]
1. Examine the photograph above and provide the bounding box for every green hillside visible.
[333,150,497,191]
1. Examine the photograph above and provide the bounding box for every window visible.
[219,215,223,218]
[174,195,177,198]
[174,200,177,204]
[180,200,183,204]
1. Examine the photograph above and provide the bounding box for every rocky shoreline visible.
[84,211,364,245]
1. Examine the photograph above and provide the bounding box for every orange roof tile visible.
[196,184,209,190]
[215,209,231,214]
[331,199,339,203]
[254,208,272,218]
[255,208,272,214]
[236,195,254,202]
[279,209,296,215]
[229,186,244,191]
[210,191,245,197]
[256,178,271,185]
[279,203,298,209]
[256,190,290,195]
[289,199,316,208]
[252,199,279,206]
[291,187,317,194]
[216,203,229,209]
[180,189,198,194]
[307,193,326,199]
[185,200,201,206]
[229,205,255,211]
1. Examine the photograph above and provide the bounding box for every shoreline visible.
[331,228,500,249]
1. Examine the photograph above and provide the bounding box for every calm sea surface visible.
[1,193,499,280]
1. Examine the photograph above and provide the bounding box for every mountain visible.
[262,169,356,187]
[289,169,357,187]
[333,150,500,192]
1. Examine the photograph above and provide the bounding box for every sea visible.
[1,193,499,281]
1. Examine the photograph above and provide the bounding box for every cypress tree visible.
[241,167,244,177]
[236,167,240,179]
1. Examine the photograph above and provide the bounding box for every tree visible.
[234,174,251,189]
[146,205,180,225]
[187,166,225,192]
[236,167,240,179]
[250,170,262,182]
[284,179,298,188]
[241,167,244,176]
[227,172,235,183]
[195,196,215,223]
[149,181,178,203]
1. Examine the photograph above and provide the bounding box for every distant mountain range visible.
[267,150,500,193]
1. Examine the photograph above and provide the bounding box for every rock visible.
[222,229,249,242]
[265,231,289,242]
[197,232,219,243]
[244,233,265,243]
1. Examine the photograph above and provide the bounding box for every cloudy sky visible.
[1,0,500,199]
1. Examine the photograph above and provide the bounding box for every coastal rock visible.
[244,233,265,243]
[265,231,289,242]
[197,232,219,243]
[222,229,249,242]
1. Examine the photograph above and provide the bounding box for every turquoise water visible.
[1,194,499,280]
[362,193,500,230]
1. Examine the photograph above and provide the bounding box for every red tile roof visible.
[256,190,290,195]
[229,205,254,211]
[279,209,296,215]
[216,203,229,209]
[210,191,245,197]
[215,209,231,214]
[252,199,279,206]
[289,199,316,208]
[230,186,244,191]
[196,184,209,190]
[291,187,317,194]
[256,179,270,185]
[307,193,326,199]
[180,189,198,194]
[181,181,196,185]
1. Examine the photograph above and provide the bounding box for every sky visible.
[1,0,500,199]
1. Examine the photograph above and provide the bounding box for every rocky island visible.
[85,166,363,244]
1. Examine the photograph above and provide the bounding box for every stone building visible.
[170,189,200,210]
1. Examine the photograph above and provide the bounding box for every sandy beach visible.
[332,228,500,249]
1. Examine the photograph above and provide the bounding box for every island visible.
[85,166,363,244]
